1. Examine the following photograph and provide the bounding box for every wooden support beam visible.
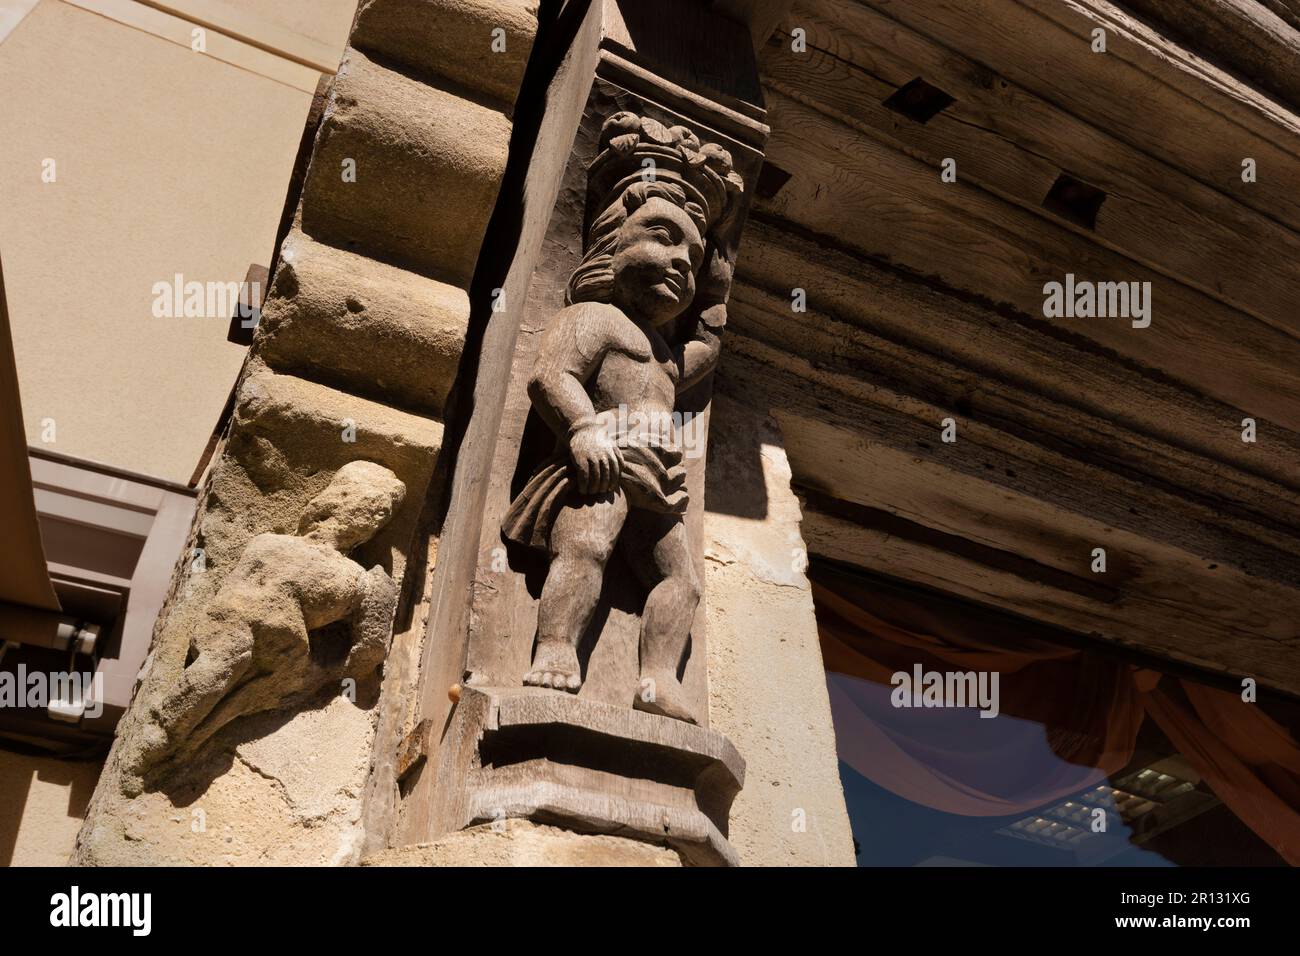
[755,88,1300,430]
[846,0,1300,235]
[761,2,1300,338]
[800,500,1300,696]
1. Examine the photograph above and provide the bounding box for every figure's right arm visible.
[527,304,603,438]
[528,303,623,494]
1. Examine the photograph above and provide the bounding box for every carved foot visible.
[524,639,582,691]
[634,670,698,724]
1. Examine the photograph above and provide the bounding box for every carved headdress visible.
[568,111,745,305]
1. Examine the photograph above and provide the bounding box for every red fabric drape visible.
[813,576,1300,864]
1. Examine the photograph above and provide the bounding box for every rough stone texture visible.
[352,0,538,109]
[702,393,856,866]
[126,461,406,779]
[212,359,443,586]
[257,231,471,415]
[363,819,684,866]
[301,48,512,285]
[77,697,375,866]
[74,365,443,864]
[75,0,535,868]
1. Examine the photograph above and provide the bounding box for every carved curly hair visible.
[565,180,707,305]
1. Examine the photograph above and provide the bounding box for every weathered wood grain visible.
[857,0,1300,233]
[736,219,1300,499]
[756,88,1300,431]
[762,2,1300,338]
[451,686,745,865]
[727,278,1300,547]
[1120,0,1300,109]
[720,336,1300,590]
[800,503,1300,696]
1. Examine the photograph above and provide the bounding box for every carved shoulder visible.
[567,302,652,362]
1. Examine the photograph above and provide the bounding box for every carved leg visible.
[623,511,700,724]
[528,492,628,690]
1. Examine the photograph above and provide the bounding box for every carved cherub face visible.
[609,197,706,327]
[297,461,406,552]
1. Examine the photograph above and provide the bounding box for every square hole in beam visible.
[755,162,793,199]
[1042,173,1107,230]
[883,77,956,124]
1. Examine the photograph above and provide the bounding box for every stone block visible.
[363,819,683,866]
[351,0,538,108]
[200,360,443,588]
[258,231,470,415]
[301,49,511,285]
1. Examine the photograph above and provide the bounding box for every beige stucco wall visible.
[0,0,355,484]
[705,394,856,866]
[0,0,358,867]
[0,749,103,866]
[219,0,359,56]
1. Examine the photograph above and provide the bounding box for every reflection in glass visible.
[813,564,1299,867]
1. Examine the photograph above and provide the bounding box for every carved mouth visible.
[659,271,685,298]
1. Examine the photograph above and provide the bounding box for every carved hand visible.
[569,420,623,495]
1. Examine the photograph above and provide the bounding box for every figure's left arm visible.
[346,565,399,667]
[675,247,731,391]
[675,304,725,391]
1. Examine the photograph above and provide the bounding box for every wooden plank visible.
[756,88,1300,431]
[720,341,1300,589]
[1259,0,1300,32]
[800,503,1300,696]
[736,220,1300,499]
[1120,0,1300,109]
[761,2,1300,338]
[727,277,1300,540]
[854,0,1300,233]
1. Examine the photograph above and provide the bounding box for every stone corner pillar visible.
[74,0,540,867]
[702,392,857,867]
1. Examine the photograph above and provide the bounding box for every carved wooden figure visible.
[502,112,743,724]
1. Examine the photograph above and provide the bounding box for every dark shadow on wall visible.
[0,745,101,866]
[703,385,772,520]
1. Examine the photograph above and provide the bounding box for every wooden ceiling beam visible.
[799,501,1300,696]
[735,219,1300,490]
[721,326,1300,584]
[761,2,1300,338]
[842,0,1300,234]
[755,89,1300,430]
[728,276,1300,538]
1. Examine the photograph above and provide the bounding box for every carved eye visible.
[650,226,673,242]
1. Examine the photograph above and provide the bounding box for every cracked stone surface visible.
[80,699,376,867]
[237,697,374,824]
